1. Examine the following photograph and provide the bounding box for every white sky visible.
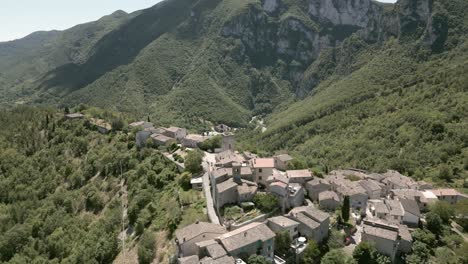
[0,0,163,42]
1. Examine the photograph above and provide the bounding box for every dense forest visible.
[0,106,204,263]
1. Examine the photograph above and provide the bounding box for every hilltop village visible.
[66,113,467,264]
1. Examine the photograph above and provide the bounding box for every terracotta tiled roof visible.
[251,158,275,168]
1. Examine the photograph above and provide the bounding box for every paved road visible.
[202,152,220,225]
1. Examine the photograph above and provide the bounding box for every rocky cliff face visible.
[220,0,440,94]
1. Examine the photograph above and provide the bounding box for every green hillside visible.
[0,106,203,263]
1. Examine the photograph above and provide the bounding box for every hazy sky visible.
[0,0,163,42]
[0,0,397,42]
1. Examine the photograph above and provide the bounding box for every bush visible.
[138,231,156,264]
[253,193,279,214]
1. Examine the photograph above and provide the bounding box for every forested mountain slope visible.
[0,107,201,263]
[1,0,464,128]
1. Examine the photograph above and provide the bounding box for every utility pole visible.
[120,161,126,262]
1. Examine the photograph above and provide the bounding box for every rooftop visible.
[385,200,404,216]
[319,191,339,201]
[359,180,382,192]
[216,178,238,193]
[363,224,398,241]
[286,169,312,179]
[289,206,329,223]
[178,255,199,264]
[294,212,320,229]
[251,158,275,168]
[175,222,226,243]
[268,215,299,227]
[205,243,227,259]
[400,198,421,217]
[150,133,173,142]
[430,188,459,196]
[306,178,330,186]
[166,126,185,132]
[217,222,275,252]
[275,154,293,162]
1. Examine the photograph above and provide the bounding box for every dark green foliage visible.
[253,193,279,214]
[430,201,455,224]
[247,255,270,264]
[198,135,222,152]
[275,231,292,258]
[352,241,389,264]
[0,106,181,263]
[341,196,350,223]
[406,241,431,264]
[412,229,436,247]
[426,212,444,235]
[138,231,156,264]
[321,249,353,264]
[353,241,376,264]
[302,240,321,264]
[184,150,204,174]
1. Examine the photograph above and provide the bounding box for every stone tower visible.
[232,162,242,184]
[222,132,235,151]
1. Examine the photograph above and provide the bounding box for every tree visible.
[253,193,279,213]
[406,241,430,264]
[342,196,350,223]
[426,212,443,235]
[138,231,156,264]
[247,255,269,264]
[411,229,436,247]
[275,231,292,258]
[303,240,321,264]
[321,249,353,264]
[184,150,204,174]
[430,201,454,224]
[178,172,192,190]
[353,241,376,264]
[198,135,222,152]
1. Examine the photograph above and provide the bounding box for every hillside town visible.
[68,114,468,264]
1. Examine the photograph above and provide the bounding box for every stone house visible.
[359,179,383,199]
[151,134,176,146]
[251,158,275,186]
[217,222,276,261]
[361,221,399,260]
[400,198,421,227]
[175,222,226,257]
[305,178,331,201]
[287,206,329,243]
[274,154,293,171]
[319,191,340,211]
[286,169,313,185]
[267,216,299,240]
[90,118,112,134]
[182,134,209,148]
[163,126,187,140]
[429,188,464,205]
[382,170,417,193]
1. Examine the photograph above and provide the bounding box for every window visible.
[259,168,263,173]
[259,176,262,180]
